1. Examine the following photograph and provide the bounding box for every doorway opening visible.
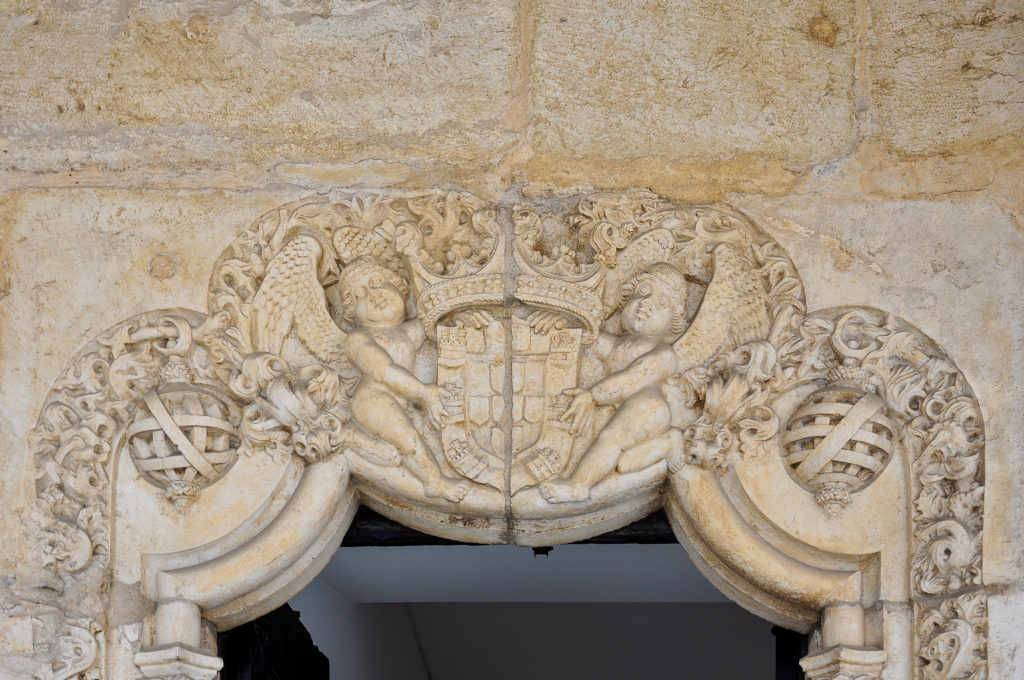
[219,508,807,680]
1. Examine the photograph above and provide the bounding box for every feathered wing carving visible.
[602,227,675,314]
[249,234,348,366]
[673,243,771,372]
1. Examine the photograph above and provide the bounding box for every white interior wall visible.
[289,577,432,680]
[289,544,774,680]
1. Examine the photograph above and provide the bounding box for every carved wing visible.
[249,234,348,366]
[602,227,675,315]
[672,243,771,372]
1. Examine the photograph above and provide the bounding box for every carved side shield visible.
[436,322,505,490]
[510,317,582,493]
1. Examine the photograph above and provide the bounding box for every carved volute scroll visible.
[767,308,987,679]
[12,189,986,680]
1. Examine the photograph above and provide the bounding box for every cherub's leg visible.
[540,390,671,503]
[616,428,684,474]
[351,388,469,503]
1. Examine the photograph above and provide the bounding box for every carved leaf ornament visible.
[23,190,986,680]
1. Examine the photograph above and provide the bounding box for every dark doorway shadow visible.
[218,603,329,680]
[221,509,808,679]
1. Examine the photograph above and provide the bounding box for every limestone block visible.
[732,196,1024,587]
[527,0,857,181]
[988,587,1024,680]
[0,1,520,182]
[869,0,1024,153]
[0,188,298,578]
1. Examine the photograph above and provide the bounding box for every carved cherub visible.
[538,263,690,503]
[248,232,468,503]
[339,256,469,503]
[540,243,772,503]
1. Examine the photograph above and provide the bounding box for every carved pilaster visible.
[801,645,887,680]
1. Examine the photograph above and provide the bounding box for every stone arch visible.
[18,192,985,680]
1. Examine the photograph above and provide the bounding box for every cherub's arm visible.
[590,331,617,362]
[589,344,677,406]
[401,318,427,350]
[346,329,431,403]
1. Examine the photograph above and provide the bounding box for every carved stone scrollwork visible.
[23,310,250,678]
[29,309,242,586]
[917,591,987,680]
[21,189,989,680]
[0,594,102,680]
[42,616,103,680]
[767,307,987,678]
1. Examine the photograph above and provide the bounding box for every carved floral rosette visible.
[16,190,988,680]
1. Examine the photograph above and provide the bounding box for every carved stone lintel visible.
[23,190,991,679]
[800,645,886,680]
[134,645,223,680]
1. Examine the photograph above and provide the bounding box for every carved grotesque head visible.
[339,256,410,327]
[681,418,734,473]
[619,262,688,337]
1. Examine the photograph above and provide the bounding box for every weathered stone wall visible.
[1,1,1021,678]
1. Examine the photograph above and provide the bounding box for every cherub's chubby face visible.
[352,273,407,326]
[621,279,676,337]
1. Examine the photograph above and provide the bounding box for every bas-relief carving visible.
[8,190,988,680]
[0,594,102,680]
[206,191,805,522]
[4,309,234,679]
[771,309,988,680]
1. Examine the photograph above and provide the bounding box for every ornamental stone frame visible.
[0,189,1001,680]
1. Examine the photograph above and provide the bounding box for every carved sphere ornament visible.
[782,377,896,516]
[23,190,988,680]
[126,381,240,511]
